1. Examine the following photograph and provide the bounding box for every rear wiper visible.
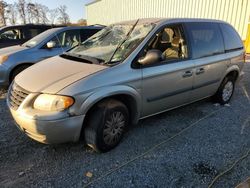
[61,52,104,64]
[106,19,140,64]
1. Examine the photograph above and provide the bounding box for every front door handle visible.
[182,70,193,78]
[196,67,205,75]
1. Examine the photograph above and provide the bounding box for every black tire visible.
[213,76,235,104]
[84,99,129,152]
[10,65,31,83]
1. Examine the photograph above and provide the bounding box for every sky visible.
[6,0,94,22]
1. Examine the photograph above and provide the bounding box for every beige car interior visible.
[162,28,180,59]
[149,25,188,62]
[162,27,188,60]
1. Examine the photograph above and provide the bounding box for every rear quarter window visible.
[219,23,243,52]
[0,28,23,40]
[185,22,224,59]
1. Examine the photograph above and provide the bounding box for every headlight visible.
[0,55,8,64]
[33,94,74,111]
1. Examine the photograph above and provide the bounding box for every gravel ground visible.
[0,63,250,188]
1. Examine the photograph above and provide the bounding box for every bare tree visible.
[2,1,71,25]
[17,0,26,24]
[0,0,7,26]
[6,3,17,25]
[26,3,49,24]
[48,8,58,24]
[36,3,49,24]
[57,5,70,24]
[27,3,35,23]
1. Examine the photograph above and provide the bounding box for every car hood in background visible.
[15,56,107,94]
[0,45,27,56]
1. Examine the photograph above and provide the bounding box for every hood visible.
[0,45,27,56]
[15,56,107,94]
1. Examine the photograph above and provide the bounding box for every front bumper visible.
[9,108,85,144]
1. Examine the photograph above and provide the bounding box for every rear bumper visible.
[10,108,85,144]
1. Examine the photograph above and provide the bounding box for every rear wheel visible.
[213,76,235,104]
[10,65,31,83]
[84,99,129,152]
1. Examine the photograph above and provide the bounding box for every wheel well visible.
[226,70,239,81]
[80,94,138,139]
[9,63,33,83]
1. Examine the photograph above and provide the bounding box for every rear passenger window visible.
[220,23,243,52]
[80,29,100,43]
[185,23,224,59]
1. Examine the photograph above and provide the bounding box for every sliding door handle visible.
[196,67,205,75]
[182,70,193,78]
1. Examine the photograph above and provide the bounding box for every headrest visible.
[162,28,174,42]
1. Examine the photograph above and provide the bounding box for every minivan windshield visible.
[22,28,61,48]
[68,22,155,64]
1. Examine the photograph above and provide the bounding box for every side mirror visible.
[46,41,56,49]
[138,50,163,65]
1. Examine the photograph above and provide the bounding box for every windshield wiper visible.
[61,52,104,64]
[105,19,140,65]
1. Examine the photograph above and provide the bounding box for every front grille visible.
[8,82,30,110]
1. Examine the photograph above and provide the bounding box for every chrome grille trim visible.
[8,82,30,110]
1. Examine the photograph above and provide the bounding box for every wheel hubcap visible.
[222,81,233,102]
[103,111,125,145]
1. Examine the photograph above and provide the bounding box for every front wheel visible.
[213,76,235,104]
[84,99,129,152]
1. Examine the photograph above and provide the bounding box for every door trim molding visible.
[147,78,220,102]
[147,86,192,102]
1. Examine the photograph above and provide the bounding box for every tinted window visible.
[28,28,44,38]
[80,29,100,43]
[185,23,224,59]
[220,23,243,51]
[0,29,22,40]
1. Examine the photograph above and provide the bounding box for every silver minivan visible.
[7,18,245,152]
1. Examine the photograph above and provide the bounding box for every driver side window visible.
[45,30,80,49]
[146,24,188,63]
